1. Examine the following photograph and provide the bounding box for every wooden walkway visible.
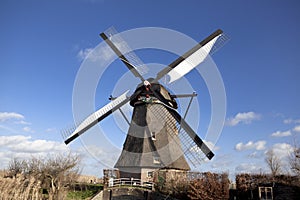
[91,190,103,200]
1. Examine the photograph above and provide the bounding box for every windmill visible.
[63,27,227,180]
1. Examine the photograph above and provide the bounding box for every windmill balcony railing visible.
[108,178,154,190]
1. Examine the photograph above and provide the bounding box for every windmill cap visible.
[143,80,151,86]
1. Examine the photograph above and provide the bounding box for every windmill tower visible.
[63,27,227,181]
[114,80,190,180]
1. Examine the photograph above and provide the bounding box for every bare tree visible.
[43,153,81,200]
[265,149,281,176]
[7,157,26,178]
[289,142,300,176]
[4,152,80,200]
[188,172,229,200]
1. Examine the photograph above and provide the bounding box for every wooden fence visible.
[107,178,154,190]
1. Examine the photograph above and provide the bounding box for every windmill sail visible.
[64,90,130,145]
[147,101,214,167]
[100,27,148,81]
[155,29,228,83]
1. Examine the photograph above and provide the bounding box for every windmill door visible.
[258,187,273,200]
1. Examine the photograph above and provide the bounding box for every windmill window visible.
[151,132,156,140]
[153,156,160,164]
[147,171,153,178]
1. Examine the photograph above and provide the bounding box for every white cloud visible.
[9,139,66,153]
[271,130,292,137]
[0,112,24,122]
[210,154,232,169]
[283,118,300,124]
[283,119,292,124]
[0,124,18,133]
[77,48,94,61]
[235,163,264,174]
[0,135,31,146]
[235,140,266,151]
[293,125,300,132]
[0,135,68,153]
[46,128,56,132]
[78,145,120,168]
[248,151,263,159]
[270,143,293,159]
[23,126,34,133]
[0,135,70,170]
[77,45,115,62]
[15,120,31,125]
[205,140,220,151]
[226,112,261,126]
[263,143,293,174]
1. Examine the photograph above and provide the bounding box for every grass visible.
[66,183,103,200]
[66,190,95,199]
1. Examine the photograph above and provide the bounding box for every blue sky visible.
[1,0,300,179]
